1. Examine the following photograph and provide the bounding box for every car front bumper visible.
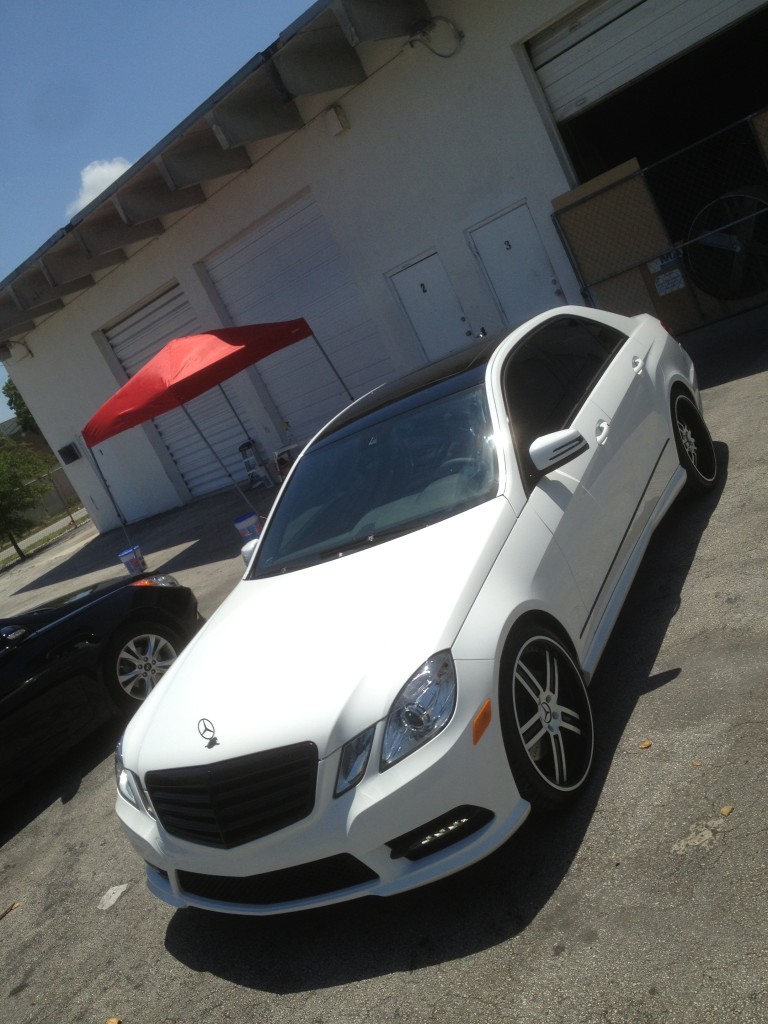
[117,659,530,915]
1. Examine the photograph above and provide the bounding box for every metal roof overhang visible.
[0,0,431,347]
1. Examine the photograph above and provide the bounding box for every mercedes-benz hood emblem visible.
[197,718,219,748]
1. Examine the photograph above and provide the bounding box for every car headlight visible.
[129,574,180,588]
[334,725,376,797]
[381,651,457,770]
[115,736,142,809]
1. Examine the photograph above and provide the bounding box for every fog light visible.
[386,806,494,861]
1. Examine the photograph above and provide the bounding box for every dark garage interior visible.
[558,5,768,182]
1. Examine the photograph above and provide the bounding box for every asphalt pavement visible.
[0,482,277,620]
[1,306,767,1024]
[0,304,762,622]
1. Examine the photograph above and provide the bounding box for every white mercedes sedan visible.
[115,306,717,915]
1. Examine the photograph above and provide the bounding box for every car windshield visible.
[251,380,498,577]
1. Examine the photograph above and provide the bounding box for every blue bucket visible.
[119,545,146,575]
[234,512,262,541]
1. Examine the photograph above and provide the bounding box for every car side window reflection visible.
[503,316,626,482]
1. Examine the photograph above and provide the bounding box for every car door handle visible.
[632,356,644,374]
[596,420,610,445]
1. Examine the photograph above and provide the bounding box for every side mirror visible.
[241,537,260,567]
[529,428,589,476]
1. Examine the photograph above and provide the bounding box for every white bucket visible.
[119,545,147,575]
[234,512,262,541]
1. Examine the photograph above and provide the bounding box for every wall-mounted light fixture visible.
[0,339,33,362]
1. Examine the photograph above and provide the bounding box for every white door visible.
[390,253,475,361]
[470,206,564,328]
[504,314,664,630]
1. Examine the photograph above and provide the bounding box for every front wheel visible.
[672,392,717,495]
[499,627,594,811]
[103,622,182,710]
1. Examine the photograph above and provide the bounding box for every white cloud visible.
[66,157,132,218]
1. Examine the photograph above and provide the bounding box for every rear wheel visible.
[500,626,594,811]
[672,392,717,494]
[104,622,182,710]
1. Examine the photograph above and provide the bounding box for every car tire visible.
[499,626,594,811]
[672,391,718,495]
[103,621,182,709]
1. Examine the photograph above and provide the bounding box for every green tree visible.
[2,377,39,433]
[0,437,49,560]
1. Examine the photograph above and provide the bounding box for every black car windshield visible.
[251,379,498,577]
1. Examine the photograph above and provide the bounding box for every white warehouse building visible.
[3,0,767,531]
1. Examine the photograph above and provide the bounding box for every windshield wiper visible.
[255,521,430,577]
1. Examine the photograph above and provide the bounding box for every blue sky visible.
[0,0,313,420]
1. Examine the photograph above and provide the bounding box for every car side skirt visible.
[580,463,687,682]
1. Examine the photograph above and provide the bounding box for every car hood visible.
[0,577,135,634]
[125,498,515,772]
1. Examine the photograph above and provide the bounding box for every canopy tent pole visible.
[215,384,252,442]
[312,336,354,402]
[180,407,258,512]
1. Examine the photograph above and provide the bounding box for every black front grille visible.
[178,854,378,905]
[145,743,318,849]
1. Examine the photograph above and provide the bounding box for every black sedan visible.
[0,573,200,801]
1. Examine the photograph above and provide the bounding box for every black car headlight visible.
[129,574,180,588]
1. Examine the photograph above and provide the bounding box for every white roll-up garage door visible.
[205,198,394,446]
[528,0,767,123]
[105,285,262,496]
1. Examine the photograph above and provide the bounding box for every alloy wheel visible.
[115,631,178,701]
[673,392,717,491]
[511,634,593,795]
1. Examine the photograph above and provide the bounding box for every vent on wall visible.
[57,443,81,465]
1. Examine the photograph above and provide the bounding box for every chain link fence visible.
[0,465,88,566]
[553,107,768,333]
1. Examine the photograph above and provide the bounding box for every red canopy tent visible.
[81,319,315,530]
[82,319,313,447]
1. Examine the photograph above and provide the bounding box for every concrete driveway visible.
[1,309,766,1024]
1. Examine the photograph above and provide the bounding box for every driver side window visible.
[503,316,626,483]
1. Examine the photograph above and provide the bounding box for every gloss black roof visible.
[316,333,504,441]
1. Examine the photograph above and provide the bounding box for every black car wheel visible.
[500,626,594,810]
[104,622,182,708]
[672,391,717,495]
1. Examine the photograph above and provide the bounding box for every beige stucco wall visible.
[8,0,583,530]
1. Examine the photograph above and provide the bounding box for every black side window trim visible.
[501,315,628,490]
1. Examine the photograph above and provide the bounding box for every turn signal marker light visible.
[473,699,492,745]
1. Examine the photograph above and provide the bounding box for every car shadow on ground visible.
[682,306,768,390]
[162,444,728,993]
[0,719,125,846]
[7,487,272,599]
